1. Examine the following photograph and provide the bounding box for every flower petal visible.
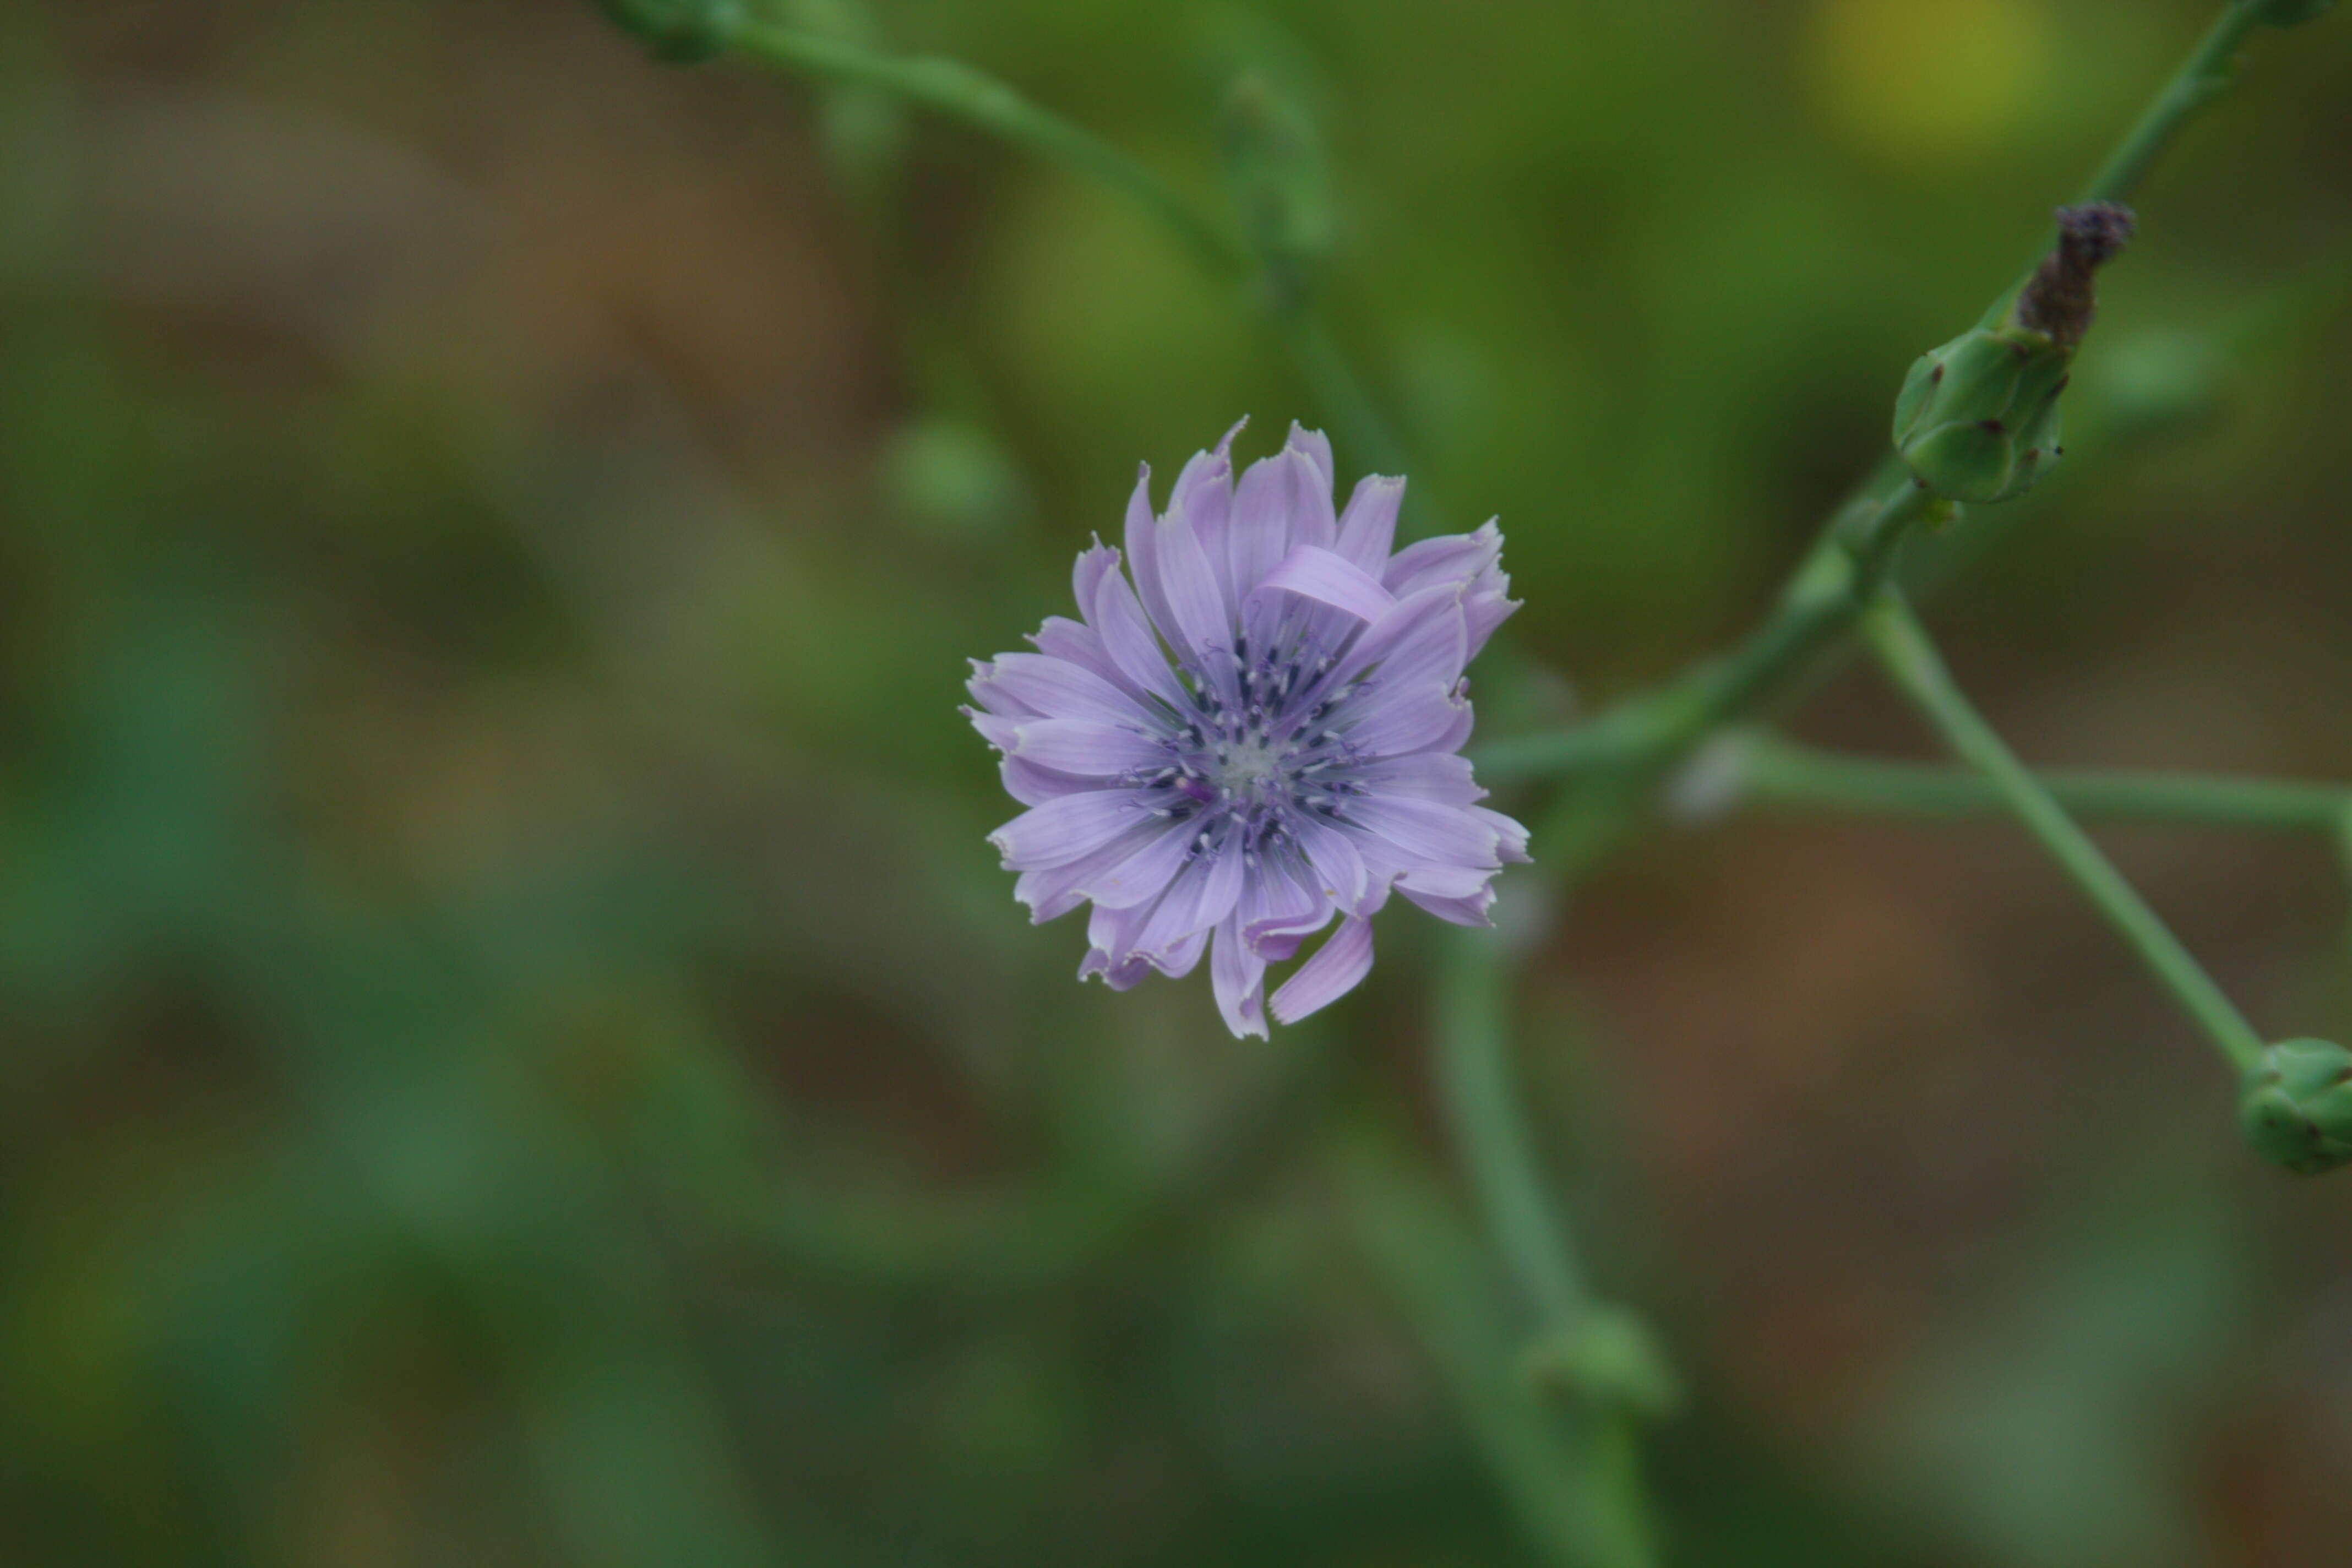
[1284,423,1338,548]
[1465,582,1520,660]
[1081,900,1156,989]
[1241,851,1332,961]
[1344,751,1484,805]
[989,792,1151,870]
[1397,884,1496,928]
[1333,473,1404,572]
[1468,805,1532,863]
[1287,813,1369,913]
[1254,545,1397,624]
[1154,504,1234,658]
[1133,831,1246,957]
[1081,819,1199,909]
[965,660,1036,718]
[965,708,1020,752]
[1269,916,1374,1023]
[1366,598,1469,692]
[1000,755,1095,805]
[1229,449,1300,599]
[1210,913,1268,1039]
[1173,438,1238,612]
[1337,683,1469,759]
[1124,464,1178,649]
[1015,820,1164,921]
[1148,925,1209,978]
[979,651,1143,725]
[1073,540,1122,618]
[1300,584,1461,706]
[1090,563,1188,710]
[1343,796,1503,869]
[1382,522,1499,598]
[1027,615,1128,690]
[1395,861,1499,899]
[1009,719,1167,777]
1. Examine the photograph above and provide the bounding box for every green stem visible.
[1974,3,2268,328]
[1430,932,1663,1567]
[722,19,1246,278]
[1324,1118,1657,1568]
[1863,591,2268,1073]
[1434,928,1587,1324]
[2082,4,2266,207]
[719,17,1422,480]
[1740,735,2352,833]
[1494,1,2289,804]
[1473,476,1941,788]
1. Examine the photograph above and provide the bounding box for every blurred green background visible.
[4,1,2352,1563]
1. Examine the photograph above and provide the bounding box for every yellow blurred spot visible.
[1807,0,2051,160]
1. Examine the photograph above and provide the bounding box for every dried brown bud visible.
[2014,202,2136,348]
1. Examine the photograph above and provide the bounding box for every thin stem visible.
[1422,939,1660,1568]
[1324,1118,1658,1568]
[1740,735,2352,834]
[1434,928,1588,1324]
[1863,591,2268,1074]
[718,18,1419,486]
[1494,1,2290,802]
[2081,4,2266,207]
[722,18,1246,279]
[1473,476,1941,788]
[1974,4,2269,328]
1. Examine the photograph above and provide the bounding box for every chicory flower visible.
[966,421,1527,1038]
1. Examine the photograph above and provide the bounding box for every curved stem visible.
[1473,476,1940,789]
[1325,1117,1657,1568]
[718,17,1415,487]
[724,18,1246,278]
[1739,735,2352,833]
[1434,928,1588,1323]
[1428,930,1658,1568]
[1863,592,2268,1074]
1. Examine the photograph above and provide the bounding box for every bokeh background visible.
[5,0,2352,1563]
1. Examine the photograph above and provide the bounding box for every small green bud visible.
[1891,324,2068,503]
[2239,1038,2352,1175]
[2241,0,2336,26]
[1521,1306,1681,1424]
[1892,203,2133,504]
[589,0,739,62]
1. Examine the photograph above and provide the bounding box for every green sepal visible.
[589,0,739,62]
[2240,1038,2352,1175]
[1892,324,2069,503]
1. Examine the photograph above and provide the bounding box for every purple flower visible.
[964,420,1528,1039]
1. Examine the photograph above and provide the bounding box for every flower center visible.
[1215,732,1291,804]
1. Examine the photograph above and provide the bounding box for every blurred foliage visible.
[3,0,2352,1564]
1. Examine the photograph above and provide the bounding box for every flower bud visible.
[589,0,738,61]
[1892,203,2134,504]
[2239,1038,2352,1175]
[2242,0,2335,26]
[1891,323,2069,503]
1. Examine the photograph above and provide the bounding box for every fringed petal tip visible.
[1268,917,1375,1025]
